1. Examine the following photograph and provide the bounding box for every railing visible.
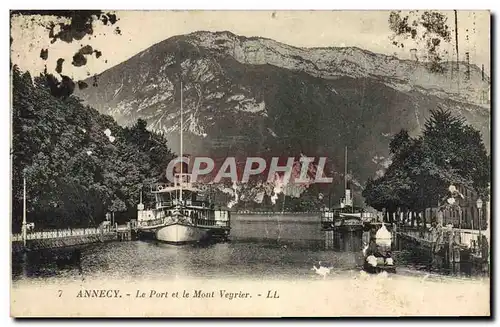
[215,210,230,221]
[137,218,165,228]
[174,173,192,185]
[151,183,171,192]
[156,201,173,208]
[397,225,485,249]
[150,174,194,193]
[11,227,107,242]
[194,218,230,228]
[320,211,335,222]
[137,216,230,229]
[186,200,211,208]
[116,224,131,232]
[155,200,212,208]
[320,211,374,223]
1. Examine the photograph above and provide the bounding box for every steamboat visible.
[135,81,231,244]
[136,173,231,244]
[320,147,374,232]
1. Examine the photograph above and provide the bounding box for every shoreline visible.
[235,211,321,215]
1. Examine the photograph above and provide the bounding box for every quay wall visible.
[394,227,489,276]
[12,233,118,253]
[236,211,321,215]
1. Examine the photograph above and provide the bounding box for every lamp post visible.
[22,176,27,247]
[447,184,462,229]
[476,197,483,256]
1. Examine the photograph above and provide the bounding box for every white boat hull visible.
[155,223,210,243]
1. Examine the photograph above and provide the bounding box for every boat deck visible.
[137,220,230,231]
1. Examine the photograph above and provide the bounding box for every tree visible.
[11,66,175,231]
[423,108,490,198]
[388,10,452,73]
[364,108,490,224]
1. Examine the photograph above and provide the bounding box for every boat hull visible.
[138,223,229,244]
[156,223,209,243]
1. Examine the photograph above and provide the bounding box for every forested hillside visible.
[11,66,175,231]
[77,31,490,206]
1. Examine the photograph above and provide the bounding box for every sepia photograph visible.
[8,8,491,317]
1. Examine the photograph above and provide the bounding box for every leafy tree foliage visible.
[363,108,490,218]
[11,66,174,231]
[388,10,452,73]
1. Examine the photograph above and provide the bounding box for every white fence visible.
[11,227,105,242]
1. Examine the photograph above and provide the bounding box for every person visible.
[365,239,380,257]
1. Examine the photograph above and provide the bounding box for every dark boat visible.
[320,147,375,232]
[321,204,372,232]
[362,222,396,274]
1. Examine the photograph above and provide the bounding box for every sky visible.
[10,10,490,81]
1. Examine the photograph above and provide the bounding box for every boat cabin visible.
[137,173,230,229]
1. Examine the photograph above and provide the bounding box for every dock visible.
[11,226,127,253]
[395,225,489,275]
[116,223,138,241]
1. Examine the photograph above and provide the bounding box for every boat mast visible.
[344,146,347,191]
[344,146,353,212]
[179,81,183,203]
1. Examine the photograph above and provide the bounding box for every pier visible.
[236,211,321,215]
[11,227,120,253]
[116,223,137,241]
[394,224,489,275]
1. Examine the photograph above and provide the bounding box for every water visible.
[10,214,460,283]
[11,214,490,317]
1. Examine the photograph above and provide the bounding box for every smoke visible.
[254,191,265,204]
[192,155,333,207]
[371,155,393,179]
[256,155,325,205]
[270,173,286,205]
[227,181,239,209]
[103,128,116,143]
[346,173,362,188]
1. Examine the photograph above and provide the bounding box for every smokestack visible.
[344,146,348,191]
[482,64,485,81]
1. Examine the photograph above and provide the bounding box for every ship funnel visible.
[343,146,353,207]
[173,156,190,175]
[137,190,144,211]
[345,189,352,207]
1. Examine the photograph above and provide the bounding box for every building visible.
[424,185,488,230]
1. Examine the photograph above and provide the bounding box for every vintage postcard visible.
[10,10,491,317]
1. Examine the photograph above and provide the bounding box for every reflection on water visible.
[324,230,364,252]
[11,214,423,282]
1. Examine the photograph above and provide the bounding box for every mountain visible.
[75,31,491,204]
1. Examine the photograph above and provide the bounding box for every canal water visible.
[10,214,465,283]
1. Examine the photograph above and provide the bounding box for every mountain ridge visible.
[83,31,489,96]
[75,30,490,204]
